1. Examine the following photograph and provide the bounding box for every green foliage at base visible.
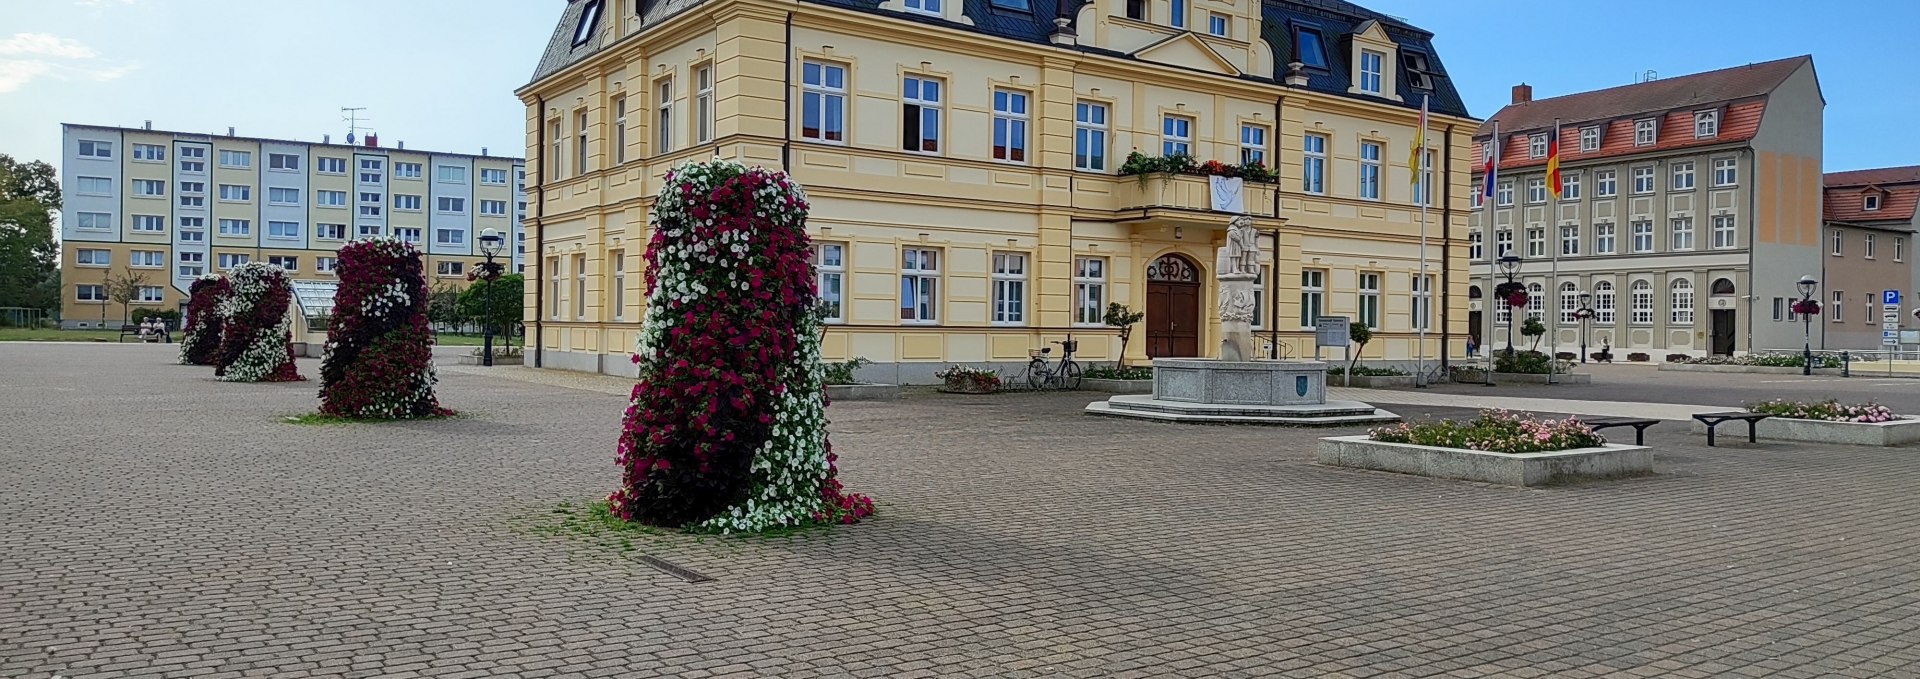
[1495,350,1574,374]
[823,357,872,385]
[1325,366,1408,377]
[1084,365,1153,380]
[282,411,458,426]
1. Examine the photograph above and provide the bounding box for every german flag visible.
[1545,123,1562,200]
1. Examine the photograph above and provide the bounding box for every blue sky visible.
[4,0,1917,175]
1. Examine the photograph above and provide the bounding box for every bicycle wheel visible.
[1063,360,1084,390]
[1027,358,1046,390]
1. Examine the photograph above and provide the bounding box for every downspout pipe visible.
[533,95,547,369]
[1441,123,1454,370]
[1269,93,1285,359]
[781,12,794,171]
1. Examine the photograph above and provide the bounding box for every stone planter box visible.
[1081,378,1153,394]
[825,383,899,401]
[1450,369,1591,385]
[1658,363,1843,376]
[1327,374,1415,389]
[938,380,999,395]
[1689,416,1920,447]
[1318,435,1653,487]
[455,354,524,366]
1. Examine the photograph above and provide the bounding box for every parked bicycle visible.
[1025,339,1084,390]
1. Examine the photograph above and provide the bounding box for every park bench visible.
[1580,417,1659,445]
[1691,412,1772,447]
[117,324,142,342]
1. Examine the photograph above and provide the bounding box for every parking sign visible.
[1885,290,1902,306]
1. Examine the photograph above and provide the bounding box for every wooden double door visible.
[1145,254,1202,358]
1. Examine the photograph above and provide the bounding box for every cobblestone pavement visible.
[1422,362,1920,413]
[4,343,1920,678]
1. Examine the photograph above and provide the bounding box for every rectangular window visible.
[1832,228,1843,256]
[1529,134,1548,159]
[479,200,508,216]
[218,184,251,202]
[217,253,250,270]
[1496,181,1514,206]
[136,285,169,303]
[1359,141,1381,200]
[1896,237,1906,263]
[1832,291,1844,322]
[1579,126,1600,152]
[1252,268,1267,329]
[1561,225,1580,256]
[1357,272,1380,330]
[316,223,346,240]
[1865,233,1876,259]
[1412,275,1433,331]
[991,251,1027,325]
[77,176,112,196]
[1415,149,1435,205]
[905,0,940,15]
[178,146,206,173]
[1526,227,1545,258]
[360,191,384,217]
[1170,0,1186,28]
[176,252,205,278]
[76,284,106,301]
[1594,283,1616,324]
[1669,217,1694,251]
[358,224,382,239]
[268,255,298,272]
[1299,269,1325,328]
[1712,215,1736,249]
[132,143,165,161]
[394,162,422,179]
[1358,50,1384,94]
[75,211,112,230]
[1302,133,1327,194]
[1472,183,1483,208]
[1631,220,1653,253]
[218,150,251,168]
[803,61,848,144]
[611,251,626,320]
[902,75,942,153]
[76,248,110,265]
[268,153,300,171]
[316,257,337,273]
[178,216,205,231]
[1561,173,1581,201]
[574,254,588,319]
[1595,223,1617,254]
[1866,195,1882,211]
[1695,110,1719,138]
[1632,167,1655,194]
[132,215,165,232]
[315,156,346,174]
[1208,12,1228,37]
[1495,230,1514,257]
[1240,124,1267,166]
[316,189,347,207]
[900,248,940,323]
[480,168,508,184]
[218,219,251,236]
[436,165,467,183]
[612,96,628,163]
[394,194,422,211]
[1469,230,1484,260]
[1074,257,1107,326]
[436,197,467,214]
[550,120,563,179]
[1596,170,1617,197]
[580,109,593,174]
[1773,297,1786,322]
[815,243,846,323]
[78,140,113,158]
[131,179,165,197]
[1162,115,1193,157]
[1126,0,1146,20]
[548,257,563,319]
[695,63,714,145]
[1713,158,1738,186]
[1630,282,1653,325]
[1634,118,1657,146]
[268,221,300,239]
[992,89,1030,163]
[572,0,601,44]
[393,227,421,244]
[1671,161,1695,191]
[436,261,465,277]
[1527,177,1546,204]
[359,158,383,184]
[132,250,164,267]
[1075,101,1109,172]
[434,228,466,246]
[268,187,300,205]
[655,81,672,154]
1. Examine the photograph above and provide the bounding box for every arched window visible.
[1469,284,1483,299]
[1630,280,1654,325]
[1559,281,1580,324]
[1594,281,1616,324]
[1527,282,1545,320]
[1711,277,1736,296]
[1671,279,1695,325]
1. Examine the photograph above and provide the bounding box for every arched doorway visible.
[1710,278,1737,355]
[1467,285,1484,355]
[1145,253,1202,358]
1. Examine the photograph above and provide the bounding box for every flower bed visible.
[609,159,871,533]
[1677,353,1847,368]
[1117,152,1277,183]
[1370,410,1603,454]
[1320,411,1650,486]
[213,263,303,382]
[318,238,450,419]
[177,274,229,366]
[936,365,1002,394]
[1690,400,1920,447]
[1747,399,1901,423]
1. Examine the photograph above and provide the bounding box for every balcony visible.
[1112,172,1278,226]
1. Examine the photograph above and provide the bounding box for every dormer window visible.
[1208,12,1229,37]
[904,0,940,16]
[1865,194,1882,211]
[1401,52,1434,89]
[1358,50,1384,94]
[988,0,1029,9]
[1694,110,1719,138]
[1528,133,1548,159]
[1634,118,1657,146]
[1294,26,1327,69]
[571,0,601,46]
[1169,0,1186,29]
[1579,126,1600,152]
[1126,0,1146,21]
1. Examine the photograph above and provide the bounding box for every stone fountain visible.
[1086,217,1398,425]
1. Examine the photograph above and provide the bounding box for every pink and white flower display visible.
[609,159,872,532]
[213,262,304,383]
[318,238,448,419]
[178,273,230,366]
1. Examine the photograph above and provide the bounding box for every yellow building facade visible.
[519,0,1476,381]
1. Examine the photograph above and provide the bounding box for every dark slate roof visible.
[527,0,1471,119]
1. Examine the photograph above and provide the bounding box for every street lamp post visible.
[1496,254,1523,357]
[1577,291,1594,364]
[477,228,506,368]
[1797,274,1818,377]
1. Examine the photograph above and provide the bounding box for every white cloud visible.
[0,60,54,94]
[0,33,97,60]
[0,33,133,94]
[74,0,142,7]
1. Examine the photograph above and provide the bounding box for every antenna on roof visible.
[1639,70,1659,84]
[341,107,371,146]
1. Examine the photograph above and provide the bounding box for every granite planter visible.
[1659,364,1843,376]
[825,383,900,401]
[1082,378,1153,394]
[1689,416,1920,447]
[1327,374,1415,389]
[456,354,524,366]
[1450,369,1590,385]
[1317,435,1653,486]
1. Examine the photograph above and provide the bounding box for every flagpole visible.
[1548,118,1561,386]
[1416,95,1430,388]
[1484,119,1498,387]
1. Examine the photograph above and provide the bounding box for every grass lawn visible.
[0,328,128,342]
[434,333,522,347]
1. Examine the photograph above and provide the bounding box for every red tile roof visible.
[1825,166,1920,224]
[1826,165,1920,188]
[1476,55,1810,136]
[1474,100,1766,173]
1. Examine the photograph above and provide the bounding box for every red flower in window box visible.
[1791,299,1822,316]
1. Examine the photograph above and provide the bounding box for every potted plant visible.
[1319,410,1651,486]
[935,365,1002,394]
[1103,302,1145,368]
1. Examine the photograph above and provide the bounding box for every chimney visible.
[481,147,490,157]
[366,133,379,148]
[143,120,152,130]
[1512,83,1533,104]
[397,140,405,150]
[323,134,331,144]
[226,126,236,136]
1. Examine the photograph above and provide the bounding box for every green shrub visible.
[1494,350,1571,375]
[1084,365,1153,380]
[1370,410,1605,454]
[823,357,871,385]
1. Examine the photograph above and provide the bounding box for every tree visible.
[457,272,523,350]
[426,281,466,333]
[0,155,61,314]
[1345,321,1374,379]
[1103,302,1145,367]
[103,267,150,327]
[1521,315,1547,351]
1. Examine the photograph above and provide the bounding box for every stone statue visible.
[1215,216,1261,361]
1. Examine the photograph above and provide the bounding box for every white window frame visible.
[695,63,714,145]
[316,223,347,240]
[1239,123,1267,167]
[1526,177,1546,204]
[1671,161,1695,191]
[267,221,300,240]
[802,61,848,144]
[1865,233,1877,259]
[268,187,300,206]
[1358,141,1381,200]
[1694,110,1718,138]
[1494,230,1514,257]
[904,0,941,16]
[217,253,250,270]
[573,253,588,320]
[268,255,298,273]
[1469,230,1484,260]
[1864,194,1881,211]
[316,189,347,207]
[655,80,673,154]
[131,143,165,162]
[1669,217,1694,251]
[1832,291,1844,323]
[1299,269,1325,329]
[132,179,165,197]
[1630,280,1653,325]
[218,150,251,168]
[132,250,164,268]
[77,140,113,159]
[991,251,1027,326]
[611,251,626,320]
[76,248,111,266]
[436,165,467,184]
[1528,133,1547,159]
[1832,228,1843,256]
[1074,257,1107,327]
[315,156,346,174]
[900,247,941,324]
[1207,12,1228,37]
[1634,118,1657,146]
[1495,180,1515,207]
[1712,215,1737,249]
[1162,115,1193,157]
[1631,220,1654,253]
[1594,281,1616,324]
[218,184,251,202]
[394,162,423,179]
[1897,237,1906,263]
[436,197,467,214]
[1358,49,1384,95]
[393,227,421,244]
[1560,172,1580,201]
[479,200,508,217]
[1075,101,1109,172]
[1302,133,1327,194]
[316,257,338,273]
[76,284,107,302]
[1712,157,1738,186]
[991,89,1030,164]
[132,215,165,233]
[1525,227,1545,258]
[76,176,112,196]
[1579,126,1600,152]
[1632,167,1655,195]
[816,243,847,323]
[1357,272,1380,330]
[434,228,467,246]
[1595,170,1617,198]
[1594,223,1617,255]
[1411,274,1433,331]
[178,146,207,173]
[1560,225,1580,256]
[902,75,942,153]
[1559,282,1580,325]
[1170,0,1186,28]
[268,153,301,171]
[176,252,205,278]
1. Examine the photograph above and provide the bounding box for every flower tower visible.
[610,159,873,532]
[318,238,447,418]
[178,274,231,366]
[214,262,304,382]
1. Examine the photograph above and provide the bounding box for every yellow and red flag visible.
[1545,122,1562,200]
